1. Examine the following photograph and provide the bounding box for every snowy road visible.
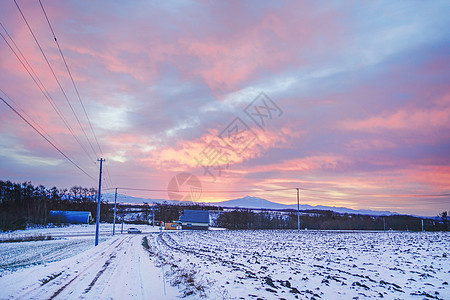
[0,235,174,299]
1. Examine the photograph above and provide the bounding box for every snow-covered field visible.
[0,223,153,238]
[0,226,449,299]
[152,230,450,299]
[0,236,110,277]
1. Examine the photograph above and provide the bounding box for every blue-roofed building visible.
[179,210,209,230]
[48,210,93,224]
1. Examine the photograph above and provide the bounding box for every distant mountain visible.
[214,196,292,210]
[215,196,397,216]
[101,193,397,216]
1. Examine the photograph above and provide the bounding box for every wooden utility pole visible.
[113,187,117,235]
[95,158,105,246]
[297,188,300,231]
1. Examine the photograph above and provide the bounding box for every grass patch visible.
[40,272,62,285]
[171,267,211,297]
[0,234,53,243]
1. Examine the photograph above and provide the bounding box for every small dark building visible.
[179,210,209,230]
[48,210,93,224]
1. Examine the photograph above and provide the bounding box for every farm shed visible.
[48,210,93,224]
[179,210,209,230]
[164,222,180,230]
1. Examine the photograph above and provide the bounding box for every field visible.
[0,226,449,299]
[0,236,111,277]
[153,230,450,299]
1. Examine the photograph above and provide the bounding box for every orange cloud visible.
[135,125,303,172]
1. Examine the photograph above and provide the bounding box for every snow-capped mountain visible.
[214,196,397,216]
[102,194,397,216]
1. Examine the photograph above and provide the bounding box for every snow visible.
[0,223,158,276]
[0,235,109,277]
[0,223,154,238]
[0,225,176,299]
[155,230,450,299]
[1,226,449,299]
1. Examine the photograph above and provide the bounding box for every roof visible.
[179,210,209,223]
[50,210,92,217]
[49,210,92,224]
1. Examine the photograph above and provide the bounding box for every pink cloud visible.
[345,138,397,151]
[237,155,350,175]
[406,165,450,191]
[340,103,450,135]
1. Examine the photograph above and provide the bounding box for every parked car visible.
[127,228,142,234]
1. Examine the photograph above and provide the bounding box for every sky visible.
[0,0,449,216]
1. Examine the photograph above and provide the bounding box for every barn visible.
[179,210,209,230]
[49,210,93,224]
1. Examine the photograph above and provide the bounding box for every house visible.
[179,210,209,230]
[48,210,93,224]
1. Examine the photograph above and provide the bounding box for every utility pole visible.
[121,206,124,234]
[113,187,117,235]
[297,188,300,231]
[95,158,105,246]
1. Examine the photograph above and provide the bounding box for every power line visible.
[300,187,450,198]
[103,186,450,198]
[97,160,113,190]
[103,167,114,191]
[0,88,85,170]
[0,95,96,181]
[14,0,96,163]
[38,0,101,158]
[0,24,94,166]
[0,23,67,153]
[2,6,114,189]
[39,0,115,189]
[103,187,295,193]
[103,163,115,189]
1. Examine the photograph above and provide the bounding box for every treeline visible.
[216,209,450,231]
[0,180,110,231]
[1,180,448,232]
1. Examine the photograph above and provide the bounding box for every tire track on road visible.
[95,235,140,298]
[48,235,132,299]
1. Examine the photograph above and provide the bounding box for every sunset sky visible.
[0,1,449,216]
